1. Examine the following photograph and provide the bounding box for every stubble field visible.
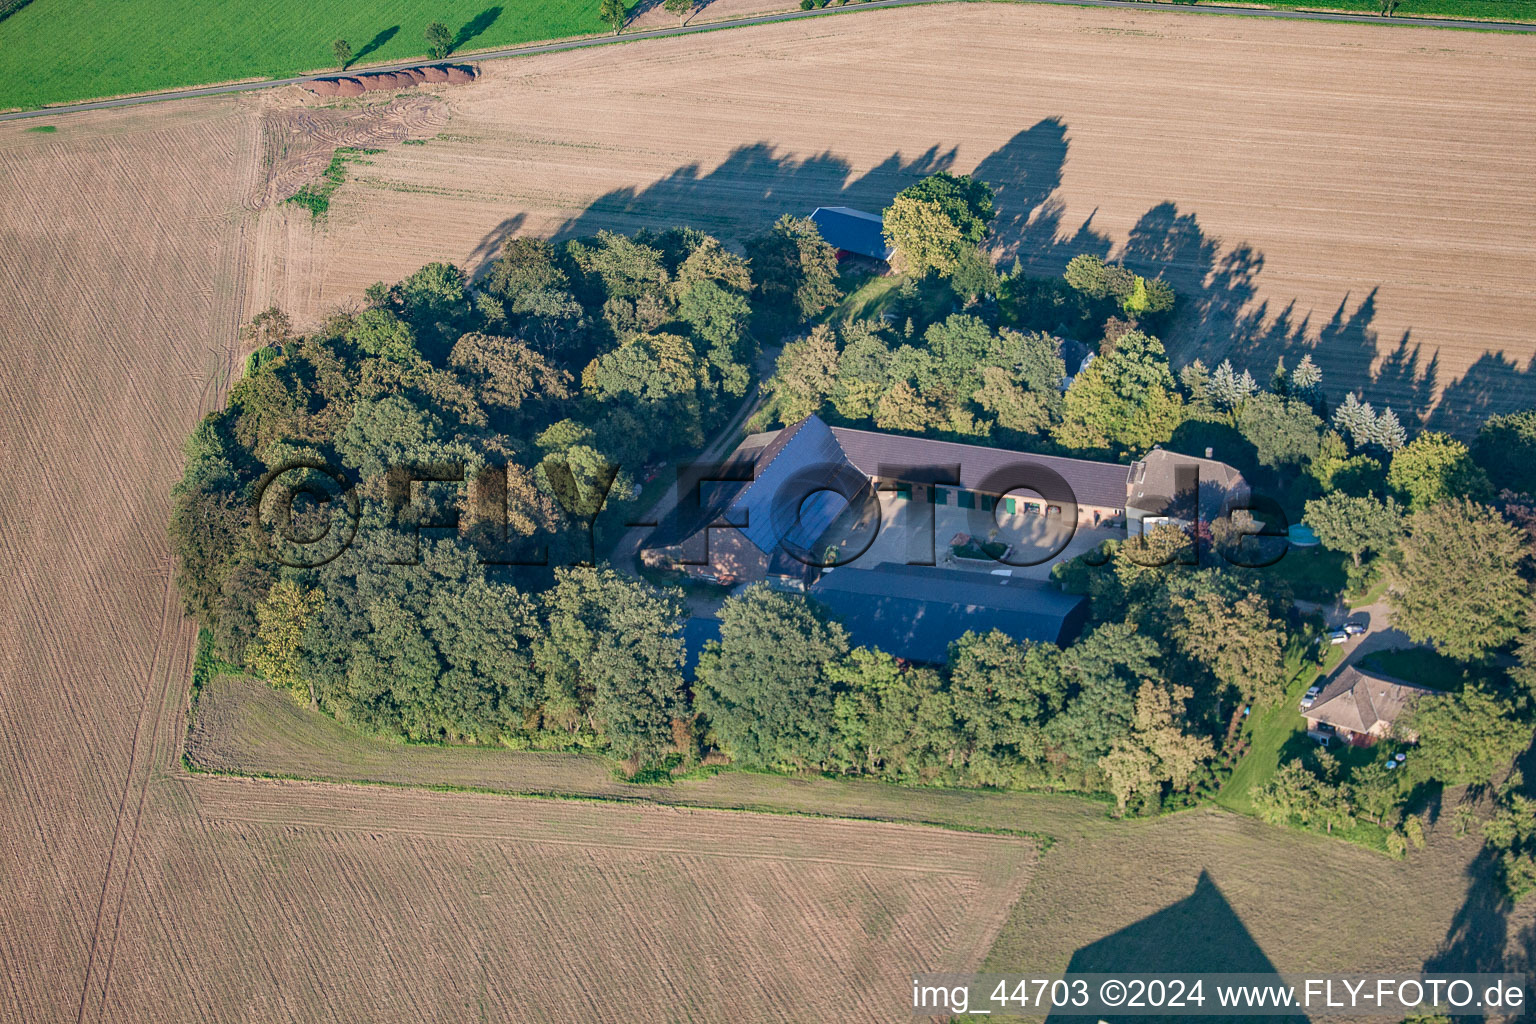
[248,3,1536,430]
[6,6,1536,1022]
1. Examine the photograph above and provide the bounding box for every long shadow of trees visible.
[454,6,502,52]
[501,115,1535,431]
[351,25,399,66]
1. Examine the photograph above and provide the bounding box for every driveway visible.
[1295,596,1414,671]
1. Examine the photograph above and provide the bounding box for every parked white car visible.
[1300,685,1322,710]
[1327,630,1349,645]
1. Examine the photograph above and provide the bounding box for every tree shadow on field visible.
[1425,835,1512,974]
[454,7,502,52]
[506,115,1536,432]
[466,214,526,280]
[1044,871,1309,1024]
[353,25,400,65]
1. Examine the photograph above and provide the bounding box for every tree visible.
[1253,756,1355,834]
[882,172,996,276]
[449,333,571,412]
[1208,359,1258,411]
[947,630,1067,785]
[1238,392,1324,469]
[1352,760,1405,826]
[831,321,893,422]
[1388,500,1531,661]
[828,649,948,782]
[663,0,695,21]
[1098,683,1213,814]
[744,214,842,327]
[695,587,849,769]
[581,331,704,404]
[1484,784,1536,900]
[332,38,352,69]
[1303,492,1402,568]
[425,20,453,58]
[1055,331,1185,451]
[768,325,839,423]
[1388,431,1492,511]
[344,308,420,363]
[1332,392,1376,450]
[678,279,754,396]
[1370,407,1407,453]
[1401,685,1529,786]
[599,0,627,33]
[1169,582,1287,708]
[535,568,687,764]
[1475,408,1536,496]
[1044,622,1160,775]
[245,579,322,705]
[337,393,443,479]
[1290,354,1323,405]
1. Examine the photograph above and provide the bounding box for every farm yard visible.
[246,3,1536,432]
[3,5,1536,1022]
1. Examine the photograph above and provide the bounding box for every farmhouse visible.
[1127,446,1250,530]
[809,207,894,262]
[1303,666,1434,745]
[642,415,1247,658]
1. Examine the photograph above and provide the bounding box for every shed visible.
[810,562,1088,663]
[809,207,894,262]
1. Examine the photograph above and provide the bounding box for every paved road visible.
[4,0,1533,123]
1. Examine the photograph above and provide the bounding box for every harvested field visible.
[0,97,258,1024]
[103,777,1036,1022]
[254,91,450,207]
[192,670,1536,998]
[248,3,1536,430]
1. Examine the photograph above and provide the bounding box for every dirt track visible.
[250,3,1536,430]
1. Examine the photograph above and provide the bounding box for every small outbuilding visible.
[809,207,894,262]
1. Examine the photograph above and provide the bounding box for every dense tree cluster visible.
[693,588,1209,808]
[171,231,762,747]
[169,177,1536,844]
[766,313,1066,442]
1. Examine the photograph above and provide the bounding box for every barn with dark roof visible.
[811,563,1088,662]
[809,207,894,262]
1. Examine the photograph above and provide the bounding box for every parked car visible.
[1300,685,1321,710]
[1327,630,1349,645]
[1343,622,1367,636]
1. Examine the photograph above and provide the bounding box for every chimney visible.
[1205,447,1214,459]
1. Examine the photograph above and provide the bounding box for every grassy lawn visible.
[0,0,597,111]
[1266,545,1351,604]
[1216,636,1341,815]
[1195,0,1536,21]
[827,269,957,328]
[1358,646,1490,690]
